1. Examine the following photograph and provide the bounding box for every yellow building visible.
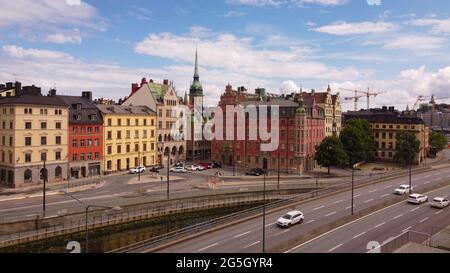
[0,86,69,188]
[96,105,157,173]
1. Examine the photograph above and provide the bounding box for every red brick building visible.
[211,85,325,174]
[60,92,103,178]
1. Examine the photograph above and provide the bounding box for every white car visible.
[187,165,205,171]
[394,184,411,195]
[277,210,304,228]
[129,166,146,174]
[170,166,187,173]
[430,197,449,208]
[407,193,428,204]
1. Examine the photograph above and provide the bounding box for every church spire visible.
[194,48,199,79]
[190,48,203,96]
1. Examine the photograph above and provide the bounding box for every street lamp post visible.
[167,151,170,200]
[138,151,141,182]
[262,152,268,253]
[60,191,121,253]
[277,149,281,190]
[42,158,47,218]
[350,153,355,215]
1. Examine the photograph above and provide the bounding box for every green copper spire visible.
[190,48,203,96]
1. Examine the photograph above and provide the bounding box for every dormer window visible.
[90,115,97,121]
[75,115,82,121]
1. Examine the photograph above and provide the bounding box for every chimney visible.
[382,106,388,111]
[82,91,93,101]
[131,83,139,94]
[0,84,5,91]
[14,81,21,95]
[388,106,395,112]
[140,77,147,87]
[163,79,169,85]
[22,85,42,96]
[48,88,57,97]
[6,82,13,90]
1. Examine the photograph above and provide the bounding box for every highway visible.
[289,185,450,253]
[148,165,450,253]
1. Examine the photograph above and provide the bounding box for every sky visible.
[1,0,450,111]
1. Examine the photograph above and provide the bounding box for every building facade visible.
[211,85,325,174]
[0,82,20,98]
[60,91,103,179]
[96,105,157,174]
[344,107,429,164]
[122,78,186,166]
[186,50,211,161]
[0,85,69,188]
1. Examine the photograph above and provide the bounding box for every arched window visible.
[24,169,32,182]
[40,168,48,180]
[158,135,162,142]
[55,166,62,178]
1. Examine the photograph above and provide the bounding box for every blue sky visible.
[1,0,450,110]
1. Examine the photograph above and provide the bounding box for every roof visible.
[96,104,156,115]
[147,82,170,102]
[344,109,425,125]
[59,95,103,124]
[0,94,67,106]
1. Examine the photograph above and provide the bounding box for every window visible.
[87,153,92,160]
[25,153,32,163]
[73,154,78,161]
[117,131,122,139]
[1,136,4,145]
[126,145,130,153]
[134,130,139,139]
[135,144,139,152]
[55,166,62,178]
[95,152,100,159]
[95,139,99,146]
[9,137,13,146]
[88,127,92,134]
[117,145,122,154]
[81,127,85,134]
[73,127,78,133]
[2,121,5,129]
[56,136,61,145]
[55,122,61,129]
[108,119,112,126]
[135,119,139,126]
[107,131,112,140]
[72,140,77,147]
[80,139,85,147]
[151,130,155,138]
[143,130,147,138]
[88,139,92,147]
[107,146,112,155]
[126,130,130,139]
[80,154,85,161]
[151,143,155,151]
[127,119,130,126]
[55,151,61,160]
[107,160,112,170]
[144,119,147,126]
[41,152,47,161]
[151,119,155,126]
[25,122,32,129]
[24,170,32,182]
[41,122,47,129]
[25,137,32,146]
[41,136,47,145]
[118,119,122,126]
[95,127,100,133]
[143,143,147,152]
[10,122,13,129]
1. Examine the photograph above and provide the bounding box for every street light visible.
[60,191,121,253]
[40,158,48,218]
[261,151,268,253]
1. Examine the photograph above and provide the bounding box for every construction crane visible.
[411,95,426,111]
[340,87,385,111]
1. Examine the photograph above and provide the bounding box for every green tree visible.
[429,131,448,157]
[394,132,421,166]
[340,119,376,163]
[315,136,348,174]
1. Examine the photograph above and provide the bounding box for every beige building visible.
[301,86,342,137]
[96,105,157,173]
[0,85,69,188]
[344,107,429,164]
[122,78,186,165]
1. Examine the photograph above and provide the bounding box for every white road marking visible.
[265,222,276,227]
[353,232,366,239]
[411,207,421,212]
[328,243,343,252]
[419,217,429,223]
[393,214,404,220]
[198,243,218,252]
[384,185,392,189]
[305,220,315,224]
[369,189,378,193]
[354,194,362,198]
[275,229,290,236]
[383,237,395,245]
[234,231,251,238]
[424,181,431,184]
[380,194,389,198]
[333,200,343,204]
[245,241,260,248]
[403,226,412,233]
[313,205,325,211]
[374,222,386,229]
[325,211,337,217]
[435,210,444,215]
[364,199,374,203]
[345,205,354,210]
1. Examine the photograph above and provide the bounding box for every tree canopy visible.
[429,131,448,157]
[315,136,348,174]
[394,132,421,166]
[340,118,376,163]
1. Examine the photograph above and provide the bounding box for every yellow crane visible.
[340,87,386,111]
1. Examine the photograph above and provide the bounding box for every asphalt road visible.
[149,165,450,253]
[289,185,450,253]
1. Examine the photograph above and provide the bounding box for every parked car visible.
[394,184,411,195]
[277,210,304,228]
[170,166,187,173]
[212,162,223,168]
[407,193,428,204]
[149,165,164,173]
[246,169,261,176]
[187,165,205,171]
[198,162,212,169]
[129,166,146,174]
[430,197,449,208]
[174,161,185,167]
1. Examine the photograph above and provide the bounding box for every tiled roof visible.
[344,109,425,125]
[96,104,156,115]
[0,94,67,106]
[59,95,103,124]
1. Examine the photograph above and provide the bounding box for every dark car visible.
[252,168,267,175]
[212,162,223,168]
[149,165,164,172]
[246,169,261,176]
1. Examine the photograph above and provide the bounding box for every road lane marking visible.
[328,243,343,252]
[383,237,395,245]
[403,226,412,233]
[354,194,362,198]
[380,194,389,198]
[305,220,315,224]
[265,222,276,227]
[353,232,366,239]
[419,217,429,223]
[234,231,251,238]
[285,185,450,253]
[364,199,374,203]
[313,205,325,211]
[333,200,343,204]
[275,229,290,236]
[325,211,336,217]
[384,185,392,189]
[374,222,386,229]
[198,243,218,252]
[424,181,431,184]
[411,207,421,212]
[369,189,378,193]
[435,210,444,215]
[393,214,404,220]
[345,205,354,210]
[244,241,260,248]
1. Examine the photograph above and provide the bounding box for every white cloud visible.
[3,45,74,60]
[294,0,348,6]
[45,29,82,44]
[224,11,246,17]
[314,21,398,36]
[383,35,446,51]
[409,18,450,35]
[279,80,299,94]
[226,0,348,7]
[226,0,284,6]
